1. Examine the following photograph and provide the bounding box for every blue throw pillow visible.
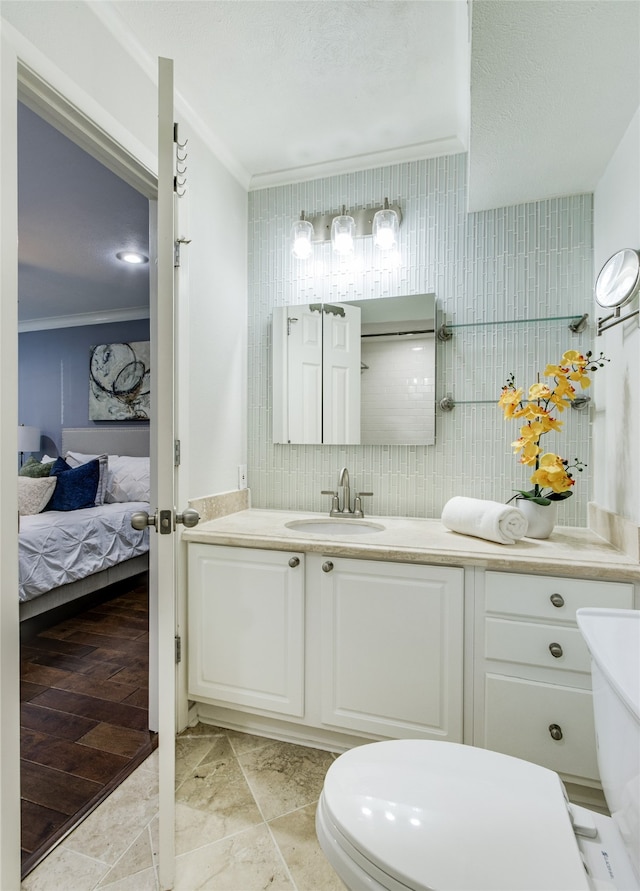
[45,457,100,511]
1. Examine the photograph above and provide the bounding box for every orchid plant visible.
[498,350,608,505]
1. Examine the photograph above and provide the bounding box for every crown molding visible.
[18,306,150,333]
[249,137,467,191]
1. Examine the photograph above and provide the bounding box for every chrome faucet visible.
[322,467,373,518]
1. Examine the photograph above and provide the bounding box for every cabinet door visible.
[188,545,305,716]
[320,558,464,740]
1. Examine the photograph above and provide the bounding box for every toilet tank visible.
[576,608,640,880]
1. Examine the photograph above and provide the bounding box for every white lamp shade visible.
[18,425,41,452]
[373,207,400,250]
[291,219,314,260]
[331,213,356,255]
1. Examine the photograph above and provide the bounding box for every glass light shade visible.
[291,219,314,260]
[373,208,399,251]
[331,214,356,255]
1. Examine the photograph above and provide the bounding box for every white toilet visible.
[316,608,640,891]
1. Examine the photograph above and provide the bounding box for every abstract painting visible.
[89,342,150,421]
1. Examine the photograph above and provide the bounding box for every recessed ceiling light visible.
[116,250,148,264]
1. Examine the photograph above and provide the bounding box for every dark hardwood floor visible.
[20,575,156,878]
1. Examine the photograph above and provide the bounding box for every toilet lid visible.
[321,741,591,891]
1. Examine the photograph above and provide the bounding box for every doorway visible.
[16,73,159,878]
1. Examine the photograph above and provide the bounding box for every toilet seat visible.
[318,740,592,891]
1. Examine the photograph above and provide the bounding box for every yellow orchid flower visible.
[498,387,523,418]
[544,363,569,378]
[530,453,574,493]
[568,368,591,388]
[562,350,586,366]
[528,382,553,401]
[511,438,541,464]
[538,415,563,433]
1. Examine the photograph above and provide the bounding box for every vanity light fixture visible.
[116,250,149,265]
[291,212,314,260]
[372,198,400,251]
[290,200,402,260]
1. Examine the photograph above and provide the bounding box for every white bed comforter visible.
[19,501,150,603]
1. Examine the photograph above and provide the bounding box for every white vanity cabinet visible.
[188,544,305,716]
[318,557,464,741]
[475,571,634,785]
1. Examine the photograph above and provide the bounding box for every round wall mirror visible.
[595,249,640,308]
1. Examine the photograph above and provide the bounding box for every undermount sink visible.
[285,518,385,536]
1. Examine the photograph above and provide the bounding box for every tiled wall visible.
[248,154,595,525]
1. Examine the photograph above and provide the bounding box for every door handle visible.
[176,508,200,528]
[131,510,157,531]
[131,507,200,534]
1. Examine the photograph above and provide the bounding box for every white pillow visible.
[18,476,57,516]
[105,456,150,503]
[64,451,109,506]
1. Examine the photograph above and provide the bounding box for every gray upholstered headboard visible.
[61,427,150,457]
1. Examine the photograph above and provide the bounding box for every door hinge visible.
[175,634,182,664]
[174,237,192,267]
[174,439,181,466]
[287,317,298,335]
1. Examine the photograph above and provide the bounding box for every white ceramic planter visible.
[517,499,558,539]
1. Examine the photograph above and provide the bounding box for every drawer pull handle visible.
[550,593,565,608]
[549,724,563,741]
[288,557,300,568]
[549,642,563,658]
[322,561,334,573]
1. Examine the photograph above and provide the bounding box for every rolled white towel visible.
[441,496,529,545]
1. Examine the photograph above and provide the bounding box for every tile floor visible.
[21,724,346,890]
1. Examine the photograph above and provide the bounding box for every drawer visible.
[485,571,633,623]
[484,674,599,781]
[485,618,591,674]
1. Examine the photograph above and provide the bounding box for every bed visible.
[18,426,151,621]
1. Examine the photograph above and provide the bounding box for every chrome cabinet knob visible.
[288,557,300,568]
[322,561,334,573]
[550,593,565,608]
[549,724,563,741]
[549,642,563,658]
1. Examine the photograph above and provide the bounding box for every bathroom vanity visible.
[184,509,638,796]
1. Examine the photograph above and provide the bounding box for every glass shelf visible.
[437,313,589,341]
[438,395,591,412]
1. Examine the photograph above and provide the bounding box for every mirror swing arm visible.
[594,248,640,336]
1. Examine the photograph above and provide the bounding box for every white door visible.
[0,32,22,891]
[0,48,184,888]
[155,56,189,891]
[287,304,323,443]
[323,303,361,444]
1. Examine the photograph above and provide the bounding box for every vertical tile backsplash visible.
[248,154,594,526]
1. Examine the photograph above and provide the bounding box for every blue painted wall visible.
[19,319,150,458]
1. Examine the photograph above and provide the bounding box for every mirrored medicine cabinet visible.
[272,293,436,446]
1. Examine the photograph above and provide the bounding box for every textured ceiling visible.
[103,0,470,187]
[468,0,640,211]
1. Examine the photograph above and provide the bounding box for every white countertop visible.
[183,509,640,582]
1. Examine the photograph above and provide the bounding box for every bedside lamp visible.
[18,425,41,467]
